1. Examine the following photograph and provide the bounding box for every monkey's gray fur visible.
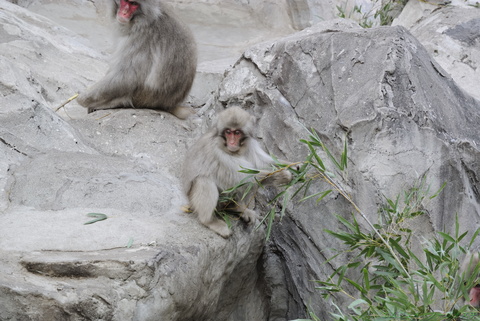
[460,252,480,307]
[77,0,197,118]
[182,107,293,238]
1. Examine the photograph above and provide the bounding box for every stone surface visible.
[394,3,480,101]
[0,2,266,320]
[208,19,480,319]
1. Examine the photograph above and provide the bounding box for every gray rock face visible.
[0,2,265,320]
[209,19,480,319]
[394,4,480,101]
[1,1,480,321]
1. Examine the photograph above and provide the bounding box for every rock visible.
[0,2,266,320]
[393,3,480,101]
[208,19,480,319]
[18,0,299,109]
[165,0,338,31]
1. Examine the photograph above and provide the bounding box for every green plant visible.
[317,202,480,320]
[336,0,402,28]
[220,161,303,240]
[220,127,348,240]
[284,129,479,320]
[226,127,480,320]
[336,3,374,28]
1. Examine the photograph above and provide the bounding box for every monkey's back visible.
[119,2,197,110]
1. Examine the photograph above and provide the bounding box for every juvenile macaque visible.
[182,107,294,238]
[77,0,197,118]
[461,253,480,307]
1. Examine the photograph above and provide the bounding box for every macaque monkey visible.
[77,0,197,119]
[182,107,294,238]
[460,252,480,307]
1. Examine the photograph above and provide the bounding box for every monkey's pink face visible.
[223,128,244,153]
[470,285,480,307]
[117,0,140,24]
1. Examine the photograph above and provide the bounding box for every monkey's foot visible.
[240,209,257,224]
[171,105,195,120]
[206,220,232,238]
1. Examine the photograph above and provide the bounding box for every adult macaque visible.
[182,107,294,238]
[77,0,197,118]
[461,253,480,307]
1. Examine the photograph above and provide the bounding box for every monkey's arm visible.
[77,71,135,111]
[256,168,293,186]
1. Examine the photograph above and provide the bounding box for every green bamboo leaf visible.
[280,190,290,218]
[239,168,260,174]
[438,231,455,243]
[84,213,108,225]
[341,136,348,170]
[429,182,446,199]
[426,273,445,291]
[324,230,356,243]
[309,146,326,171]
[255,211,271,229]
[377,249,404,273]
[348,299,368,315]
[336,214,360,233]
[291,179,313,199]
[363,268,370,291]
[315,190,332,203]
[455,214,460,239]
[469,228,480,248]
[240,184,254,200]
[290,181,309,200]
[337,265,347,285]
[299,190,331,202]
[319,141,343,170]
[265,208,276,241]
[222,181,249,194]
[309,128,323,144]
[457,231,468,243]
[408,249,426,270]
[389,238,410,259]
[345,278,367,294]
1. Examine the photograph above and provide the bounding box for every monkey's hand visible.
[259,169,293,186]
[240,208,257,224]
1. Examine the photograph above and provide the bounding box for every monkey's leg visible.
[77,77,133,112]
[170,105,196,120]
[190,177,232,238]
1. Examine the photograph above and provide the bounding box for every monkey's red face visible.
[223,128,244,153]
[470,285,480,307]
[117,0,140,24]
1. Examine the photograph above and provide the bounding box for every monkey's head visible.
[216,107,255,154]
[470,284,480,307]
[461,253,480,308]
[115,0,140,24]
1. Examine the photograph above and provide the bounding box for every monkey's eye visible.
[224,129,243,137]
